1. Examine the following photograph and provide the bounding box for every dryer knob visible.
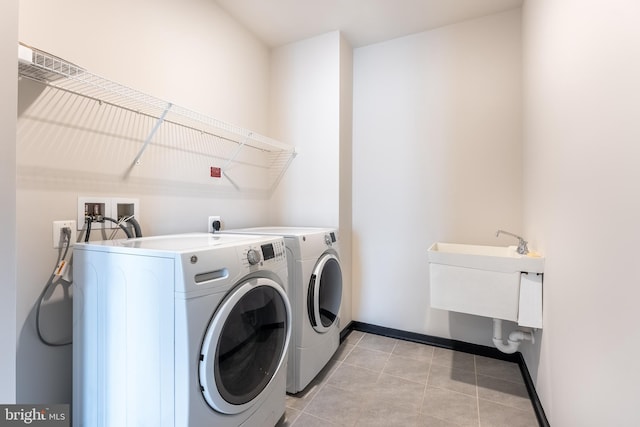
[325,234,332,246]
[247,249,261,265]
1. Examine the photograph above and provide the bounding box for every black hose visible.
[126,217,142,238]
[102,217,133,239]
[84,216,92,242]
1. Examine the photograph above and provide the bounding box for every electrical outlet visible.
[53,220,77,248]
[208,216,221,233]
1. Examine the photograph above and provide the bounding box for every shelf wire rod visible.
[219,132,252,191]
[269,151,297,195]
[221,170,241,191]
[129,102,173,168]
[221,132,250,172]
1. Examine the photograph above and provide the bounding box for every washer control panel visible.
[241,239,286,267]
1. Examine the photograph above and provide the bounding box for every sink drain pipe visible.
[492,318,534,354]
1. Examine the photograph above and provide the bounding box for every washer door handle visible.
[307,273,318,327]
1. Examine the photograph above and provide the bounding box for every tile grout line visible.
[296,404,341,426]
[340,342,370,427]
[374,340,396,384]
[476,372,525,385]
[418,346,434,417]
[296,381,357,426]
[477,397,539,415]
[359,333,396,424]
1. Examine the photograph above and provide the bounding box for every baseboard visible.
[347,321,520,362]
[341,321,550,427]
[515,352,550,427]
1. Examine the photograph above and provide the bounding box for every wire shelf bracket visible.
[132,102,173,167]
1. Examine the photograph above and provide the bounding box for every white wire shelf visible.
[17,42,296,190]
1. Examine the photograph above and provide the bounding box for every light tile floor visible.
[278,331,539,427]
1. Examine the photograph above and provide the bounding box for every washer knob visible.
[325,234,332,246]
[247,249,261,265]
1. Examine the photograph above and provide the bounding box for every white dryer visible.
[73,233,291,427]
[223,227,343,394]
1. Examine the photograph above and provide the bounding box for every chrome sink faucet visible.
[495,230,529,255]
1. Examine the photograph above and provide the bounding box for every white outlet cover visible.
[53,220,77,248]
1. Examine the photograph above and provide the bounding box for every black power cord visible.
[38,216,144,347]
[36,227,73,347]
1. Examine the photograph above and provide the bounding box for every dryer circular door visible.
[307,253,343,333]
[199,278,291,415]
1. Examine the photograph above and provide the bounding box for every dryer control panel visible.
[324,232,338,246]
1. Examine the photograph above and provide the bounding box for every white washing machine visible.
[223,227,343,394]
[72,233,291,427]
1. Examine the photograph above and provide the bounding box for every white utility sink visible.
[427,242,544,274]
[428,242,544,327]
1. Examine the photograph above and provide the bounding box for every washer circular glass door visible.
[199,278,291,415]
[307,253,343,333]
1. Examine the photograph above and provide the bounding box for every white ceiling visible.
[215,0,523,48]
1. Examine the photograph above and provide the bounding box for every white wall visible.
[17,0,272,403]
[338,34,354,330]
[522,0,640,425]
[352,10,522,345]
[268,31,353,328]
[0,0,18,404]
[268,32,341,227]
